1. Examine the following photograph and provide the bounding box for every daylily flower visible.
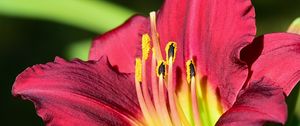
[12,0,300,126]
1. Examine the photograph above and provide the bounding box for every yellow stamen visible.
[135,57,154,126]
[152,58,173,126]
[191,76,202,126]
[135,79,155,126]
[167,57,182,126]
[142,34,151,60]
[135,58,142,82]
[141,57,161,125]
[165,42,177,63]
[186,60,195,84]
[156,60,166,78]
[159,74,173,126]
[134,10,226,126]
[186,60,202,126]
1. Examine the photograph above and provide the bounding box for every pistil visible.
[151,49,163,123]
[150,11,163,61]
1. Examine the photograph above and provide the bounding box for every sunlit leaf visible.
[65,39,91,60]
[0,0,134,33]
[287,17,300,34]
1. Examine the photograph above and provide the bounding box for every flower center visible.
[134,11,223,126]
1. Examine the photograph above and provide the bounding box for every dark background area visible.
[0,0,299,125]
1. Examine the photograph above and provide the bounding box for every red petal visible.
[216,78,287,126]
[156,0,190,67]
[12,57,143,125]
[157,0,256,108]
[241,33,300,95]
[89,15,148,73]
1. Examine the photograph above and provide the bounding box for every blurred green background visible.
[0,0,299,125]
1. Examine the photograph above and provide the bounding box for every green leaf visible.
[65,39,91,61]
[0,0,134,33]
[287,17,300,34]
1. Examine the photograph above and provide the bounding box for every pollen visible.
[142,34,151,60]
[135,58,142,82]
[156,60,166,78]
[186,60,196,84]
[165,42,177,63]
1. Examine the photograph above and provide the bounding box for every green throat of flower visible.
[134,11,223,126]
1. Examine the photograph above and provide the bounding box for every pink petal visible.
[216,78,287,126]
[12,57,143,125]
[157,0,256,108]
[89,15,148,73]
[241,33,300,95]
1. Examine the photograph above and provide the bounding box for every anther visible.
[165,42,177,63]
[156,60,166,78]
[135,58,142,82]
[158,67,173,126]
[189,62,195,77]
[186,60,196,83]
[142,34,151,60]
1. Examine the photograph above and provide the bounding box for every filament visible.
[142,59,160,125]
[151,49,162,117]
[135,68,155,126]
[159,74,173,126]
[191,77,201,126]
[167,57,182,126]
